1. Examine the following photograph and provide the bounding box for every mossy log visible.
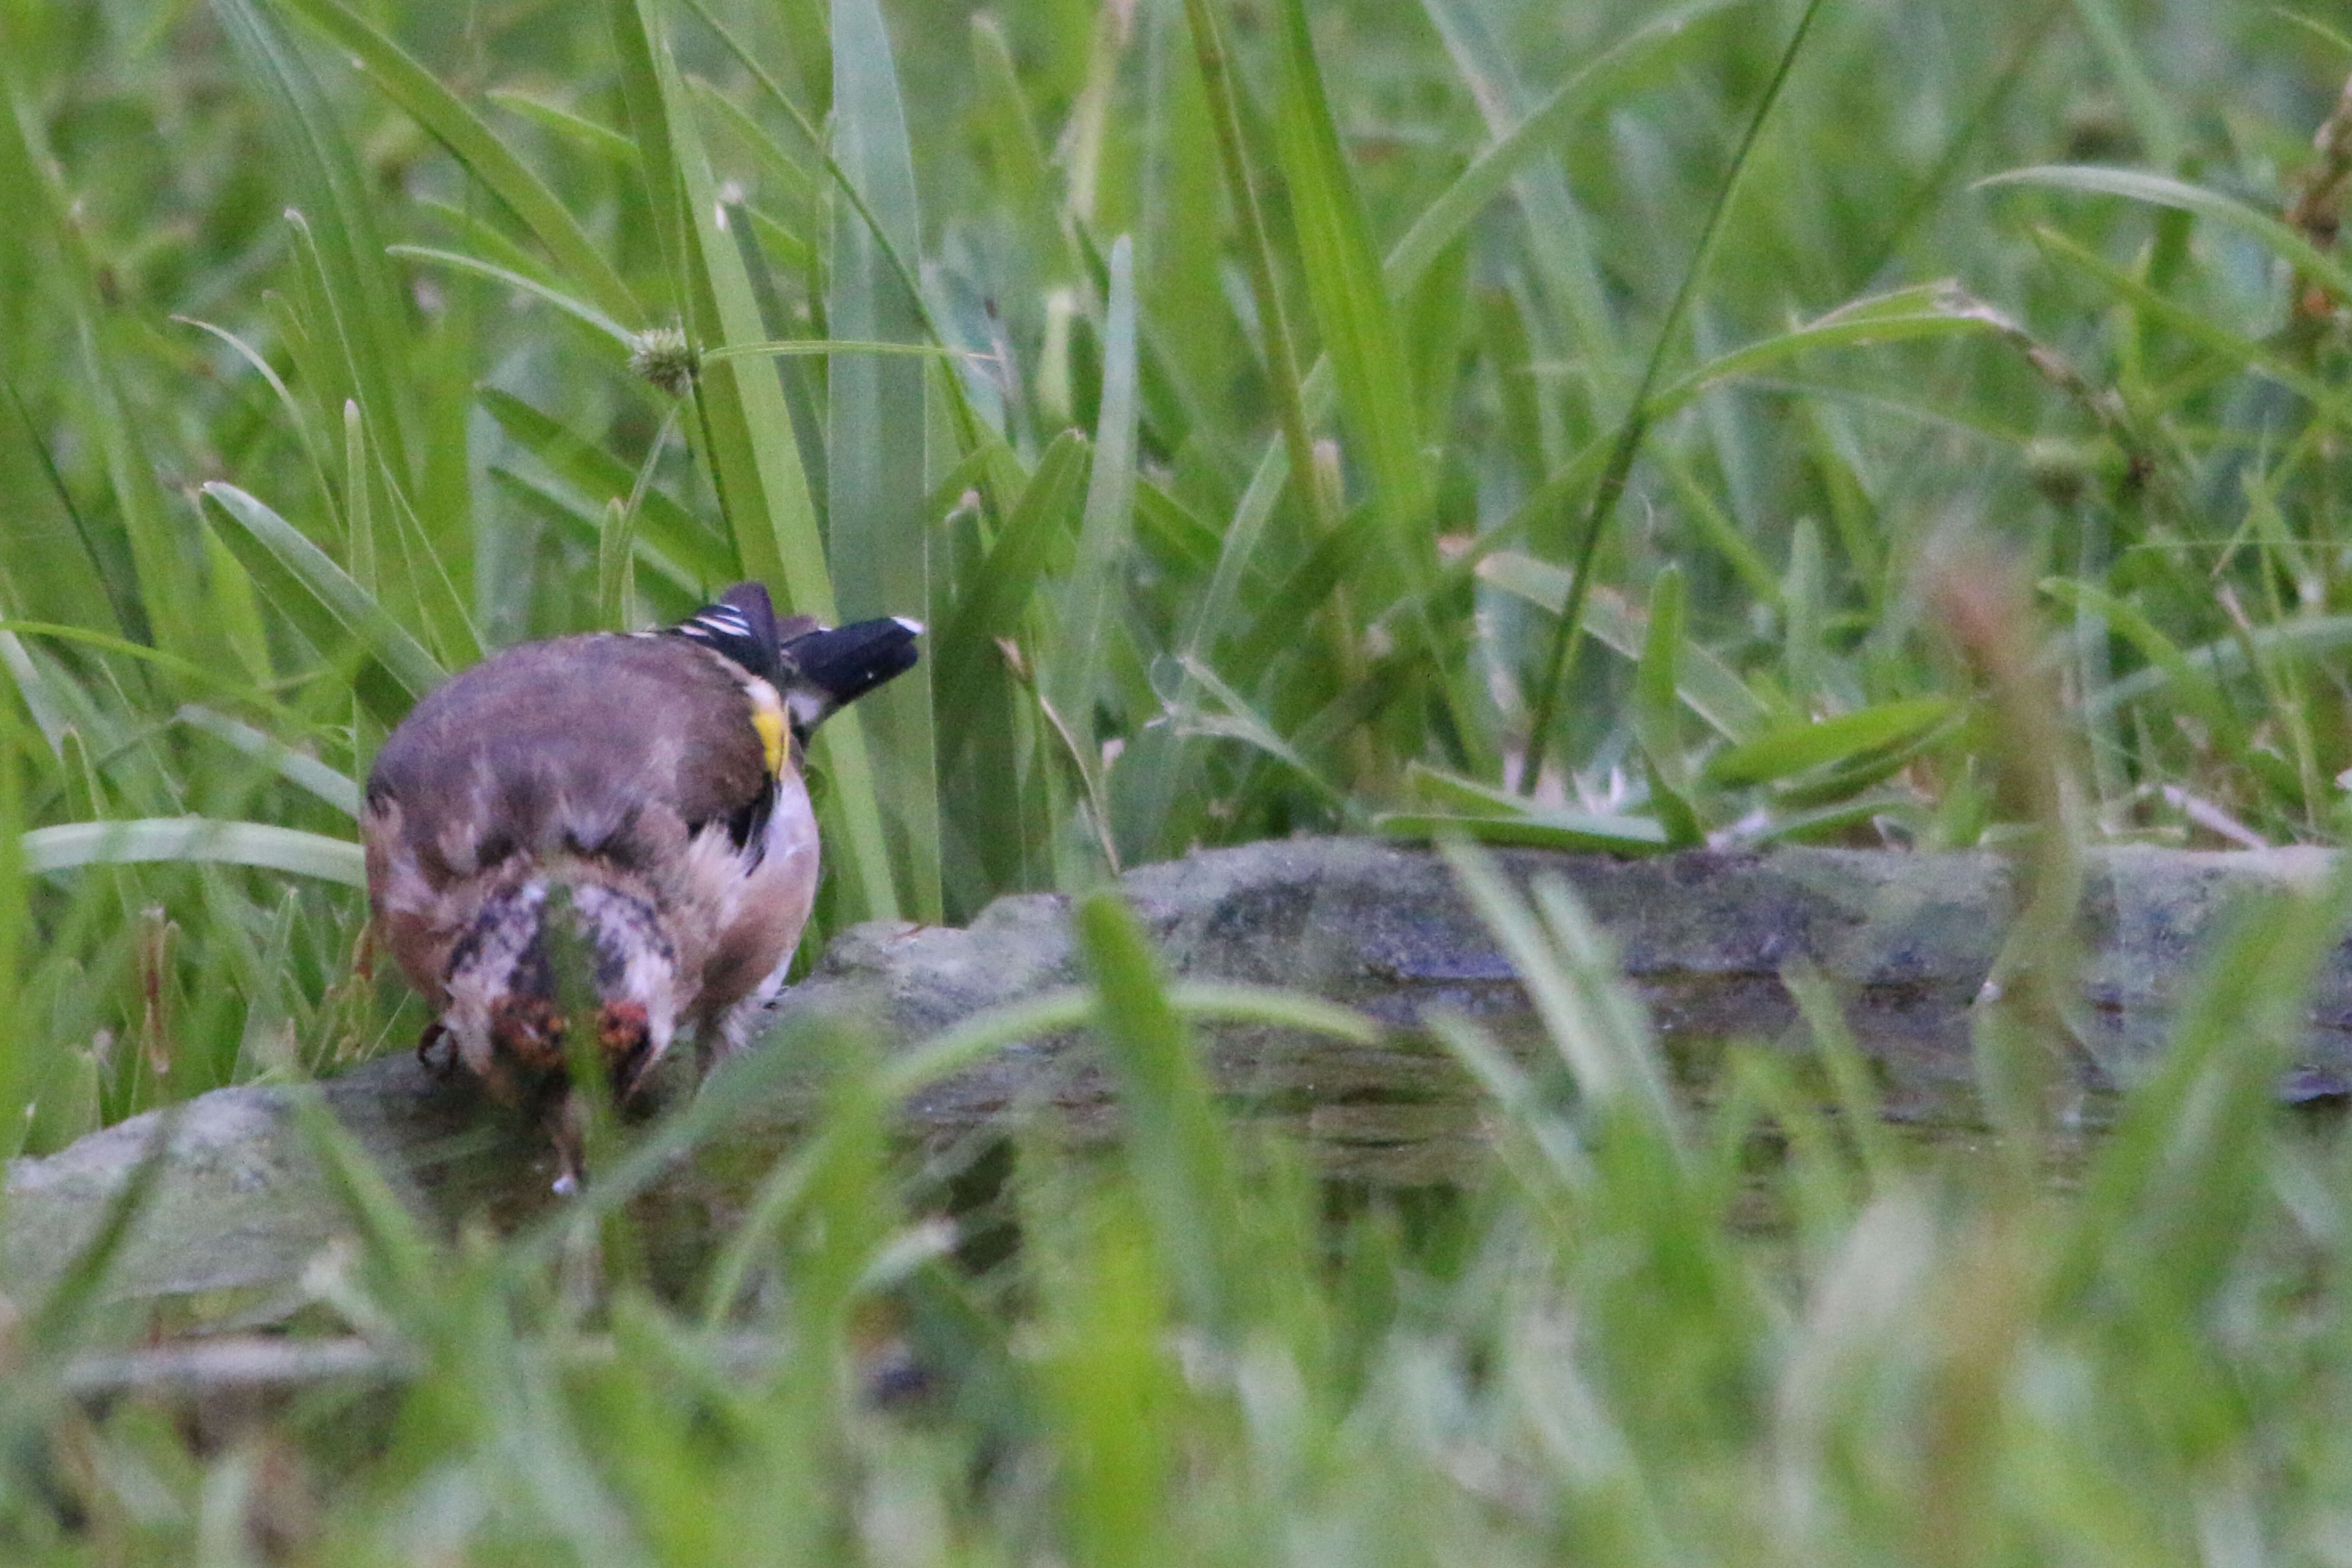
[6,839,2346,1318]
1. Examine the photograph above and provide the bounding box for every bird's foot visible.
[416,1020,458,1080]
[549,1088,589,1196]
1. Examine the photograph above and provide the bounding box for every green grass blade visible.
[1704,697,1954,788]
[1644,282,2013,420]
[201,481,445,704]
[1075,889,1246,1332]
[1419,0,1639,421]
[1633,565,1705,845]
[970,13,1071,280]
[485,88,643,171]
[2063,0,2185,172]
[478,388,735,589]
[623,4,824,596]
[388,247,634,346]
[1394,0,1742,297]
[606,0,690,282]
[2086,616,2352,719]
[69,317,200,665]
[216,0,419,478]
[616,0,898,924]
[1476,550,1771,741]
[671,0,937,330]
[935,429,1090,746]
[2041,579,2244,749]
[1168,653,1348,808]
[1780,959,1902,1188]
[367,421,484,670]
[2025,221,2352,429]
[1045,237,1139,767]
[1178,0,1328,552]
[174,705,362,817]
[713,185,829,506]
[1157,0,1740,738]
[1440,838,1683,1147]
[1271,0,1428,601]
[0,622,293,724]
[271,0,640,327]
[1424,1010,1596,1194]
[1518,0,1833,793]
[1377,811,1671,853]
[1979,164,2352,303]
[23,818,365,886]
[0,670,25,1156]
[828,0,940,922]
[342,398,376,596]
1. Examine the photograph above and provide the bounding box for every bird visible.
[361,582,920,1190]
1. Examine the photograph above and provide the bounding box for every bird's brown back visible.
[365,634,768,888]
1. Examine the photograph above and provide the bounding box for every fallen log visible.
[6,839,2345,1317]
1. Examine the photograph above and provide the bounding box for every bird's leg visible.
[416,1020,458,1079]
[549,1088,591,1197]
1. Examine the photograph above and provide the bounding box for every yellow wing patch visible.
[746,678,788,778]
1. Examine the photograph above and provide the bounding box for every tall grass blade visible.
[1401,0,1740,301]
[829,0,940,922]
[1075,889,1246,1332]
[68,320,202,664]
[935,429,1089,742]
[478,388,736,588]
[1704,697,1954,787]
[215,0,419,478]
[1046,237,1139,779]
[1476,551,1771,741]
[175,705,362,817]
[389,248,635,346]
[1519,0,1832,794]
[270,0,640,326]
[1632,564,1704,845]
[617,0,899,923]
[0,680,25,1161]
[1981,164,2352,301]
[201,481,445,710]
[1440,838,1682,1148]
[23,818,366,885]
[1271,0,1428,604]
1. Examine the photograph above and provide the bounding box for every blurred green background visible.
[5,0,2351,1122]
[9,0,2352,1559]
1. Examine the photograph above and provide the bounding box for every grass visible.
[6,0,2352,1558]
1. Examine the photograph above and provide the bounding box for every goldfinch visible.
[362,583,919,1188]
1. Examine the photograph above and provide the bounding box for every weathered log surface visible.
[6,839,2345,1315]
